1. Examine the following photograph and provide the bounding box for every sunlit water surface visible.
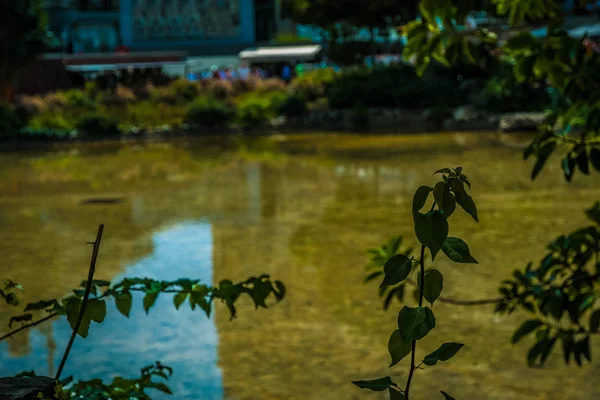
[0,133,599,400]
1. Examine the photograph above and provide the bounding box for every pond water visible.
[0,133,599,400]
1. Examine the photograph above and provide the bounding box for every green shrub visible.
[64,89,95,109]
[277,93,307,117]
[291,68,337,101]
[168,78,200,102]
[0,103,24,139]
[28,112,74,132]
[149,87,179,105]
[236,97,272,128]
[206,79,234,100]
[185,97,233,127]
[75,114,121,138]
[258,78,286,93]
[99,85,137,106]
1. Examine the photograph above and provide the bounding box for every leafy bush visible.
[232,77,262,95]
[64,89,95,109]
[185,97,233,127]
[28,112,75,132]
[0,103,24,139]
[44,92,69,111]
[277,93,307,117]
[258,78,287,93]
[236,97,272,128]
[168,78,200,102]
[75,114,121,138]
[290,68,338,101]
[149,86,179,105]
[206,79,234,100]
[14,95,47,116]
[100,85,137,106]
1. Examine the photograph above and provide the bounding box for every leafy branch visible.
[353,167,478,400]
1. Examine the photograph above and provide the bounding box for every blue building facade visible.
[44,0,276,55]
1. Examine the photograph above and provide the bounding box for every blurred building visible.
[42,0,282,55]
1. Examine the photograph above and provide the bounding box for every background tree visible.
[0,0,48,101]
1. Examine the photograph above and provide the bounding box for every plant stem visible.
[405,244,426,399]
[55,224,104,381]
[0,312,58,342]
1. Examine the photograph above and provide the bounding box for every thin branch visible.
[405,245,426,400]
[0,312,58,342]
[404,279,501,306]
[56,223,104,381]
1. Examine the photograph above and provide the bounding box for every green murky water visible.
[0,133,599,400]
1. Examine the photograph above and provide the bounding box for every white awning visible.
[239,45,322,63]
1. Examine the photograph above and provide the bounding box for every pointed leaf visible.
[433,168,452,175]
[352,376,395,391]
[455,193,478,222]
[433,182,456,218]
[86,298,106,323]
[380,254,412,287]
[173,292,188,310]
[114,291,132,317]
[390,387,406,400]
[388,330,412,367]
[590,147,600,171]
[423,342,464,366]
[512,320,543,344]
[412,186,432,220]
[441,391,456,400]
[590,310,600,332]
[415,211,448,260]
[397,306,436,343]
[143,292,159,314]
[442,237,478,264]
[419,269,444,305]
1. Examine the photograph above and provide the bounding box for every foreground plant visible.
[353,167,479,400]
[1,224,285,398]
[497,202,600,367]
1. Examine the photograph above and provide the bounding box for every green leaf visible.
[173,292,188,310]
[531,142,556,180]
[418,269,444,305]
[415,211,448,260]
[455,192,478,222]
[423,342,464,366]
[590,147,600,171]
[433,182,456,218]
[441,391,456,400]
[143,292,159,314]
[86,299,106,323]
[397,306,436,343]
[388,330,412,367]
[433,168,452,175]
[590,310,600,332]
[442,237,478,264]
[63,296,81,332]
[190,290,211,316]
[562,154,576,182]
[527,338,556,366]
[380,254,412,288]
[352,376,395,391]
[147,382,173,394]
[512,320,543,344]
[585,202,600,225]
[24,300,56,311]
[389,387,406,400]
[412,186,432,220]
[114,291,132,317]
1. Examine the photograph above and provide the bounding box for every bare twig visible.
[55,224,104,381]
[0,312,59,342]
[403,279,501,306]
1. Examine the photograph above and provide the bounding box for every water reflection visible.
[0,222,223,400]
